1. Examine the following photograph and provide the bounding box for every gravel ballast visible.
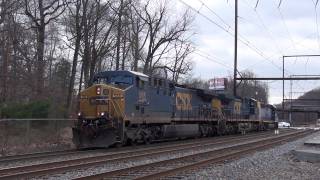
[35,130,314,179]
[182,131,320,180]
[4,129,312,179]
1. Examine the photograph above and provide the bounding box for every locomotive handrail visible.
[110,100,120,118]
[110,98,125,118]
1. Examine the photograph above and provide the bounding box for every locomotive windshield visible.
[94,75,133,87]
[94,77,107,84]
[110,75,133,85]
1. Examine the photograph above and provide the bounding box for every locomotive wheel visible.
[144,137,151,145]
[217,120,227,135]
[115,133,128,147]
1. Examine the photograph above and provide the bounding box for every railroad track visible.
[74,129,314,180]
[0,129,293,165]
[0,130,290,179]
[0,149,103,164]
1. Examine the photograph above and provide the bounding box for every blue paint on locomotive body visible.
[92,70,276,123]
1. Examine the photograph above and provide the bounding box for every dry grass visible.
[0,120,75,156]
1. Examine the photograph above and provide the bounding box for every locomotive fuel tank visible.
[72,84,125,148]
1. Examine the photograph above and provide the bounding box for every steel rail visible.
[0,149,103,164]
[0,130,285,179]
[135,130,313,180]
[74,130,312,180]
[0,129,290,164]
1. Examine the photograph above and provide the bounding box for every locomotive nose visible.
[74,84,125,148]
[78,84,124,119]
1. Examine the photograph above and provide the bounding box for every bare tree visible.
[136,1,193,75]
[24,0,67,98]
[0,0,20,103]
[115,0,124,70]
[128,1,148,71]
[227,71,269,103]
[0,0,196,118]
[88,0,115,85]
[65,0,86,115]
[170,41,194,83]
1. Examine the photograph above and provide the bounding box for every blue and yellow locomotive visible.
[73,70,277,148]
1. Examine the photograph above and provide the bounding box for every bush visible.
[0,101,51,118]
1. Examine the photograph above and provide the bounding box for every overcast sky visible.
[174,0,320,104]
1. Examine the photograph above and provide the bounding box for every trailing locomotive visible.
[72,71,277,148]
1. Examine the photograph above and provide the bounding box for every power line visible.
[195,49,247,77]
[196,48,228,63]
[312,0,320,50]
[255,0,260,9]
[196,47,248,70]
[278,0,283,8]
[178,0,231,33]
[182,0,287,74]
[180,0,317,98]
[198,0,232,31]
[243,0,284,56]
[277,3,297,51]
[194,50,233,70]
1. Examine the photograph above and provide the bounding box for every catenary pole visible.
[233,0,238,97]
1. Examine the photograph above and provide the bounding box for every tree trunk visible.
[36,10,46,98]
[82,5,90,87]
[132,33,139,71]
[115,0,123,70]
[66,28,81,115]
[0,38,8,103]
[66,0,83,116]
[89,48,97,86]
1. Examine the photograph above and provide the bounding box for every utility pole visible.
[282,56,285,120]
[233,0,238,97]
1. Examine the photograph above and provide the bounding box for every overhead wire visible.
[178,0,231,33]
[241,0,313,95]
[229,1,310,99]
[180,0,314,98]
[278,0,283,8]
[194,50,233,70]
[312,0,320,51]
[198,0,232,31]
[199,0,310,98]
[255,0,260,9]
[180,0,287,74]
[276,2,297,51]
[243,0,283,56]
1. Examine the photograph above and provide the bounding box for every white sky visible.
[174,0,320,105]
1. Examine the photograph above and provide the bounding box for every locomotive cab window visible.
[140,80,145,89]
[136,78,145,89]
[159,79,162,87]
[154,79,158,87]
[109,75,133,86]
[148,77,152,86]
[94,77,107,84]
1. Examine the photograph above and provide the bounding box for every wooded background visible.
[0,0,269,118]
